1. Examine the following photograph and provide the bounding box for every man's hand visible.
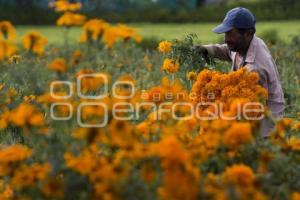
[193,45,211,63]
[193,45,208,56]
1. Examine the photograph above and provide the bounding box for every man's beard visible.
[227,43,239,52]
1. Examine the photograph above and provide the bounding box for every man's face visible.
[224,28,246,52]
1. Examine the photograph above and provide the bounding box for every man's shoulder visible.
[252,35,273,60]
[253,36,271,52]
[249,36,279,75]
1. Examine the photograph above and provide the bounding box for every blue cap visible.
[213,7,256,34]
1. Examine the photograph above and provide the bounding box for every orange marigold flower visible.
[102,26,119,48]
[116,23,142,43]
[23,94,36,102]
[0,180,13,199]
[292,121,300,130]
[146,86,165,103]
[0,20,16,41]
[8,102,45,127]
[76,69,110,93]
[71,50,82,65]
[64,152,97,175]
[10,163,51,190]
[245,70,260,83]
[288,136,300,151]
[223,164,255,187]
[190,68,268,109]
[80,100,107,121]
[29,113,45,126]
[156,136,200,200]
[0,110,9,129]
[0,144,32,163]
[56,12,86,27]
[186,71,197,81]
[80,19,109,42]
[162,58,179,74]
[8,54,21,64]
[158,41,172,53]
[291,192,300,200]
[281,118,293,127]
[51,1,81,12]
[0,40,18,61]
[223,122,253,149]
[102,24,142,48]
[156,136,190,163]
[22,31,48,56]
[48,58,68,73]
[136,121,150,135]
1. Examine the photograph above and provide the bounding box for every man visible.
[195,7,285,137]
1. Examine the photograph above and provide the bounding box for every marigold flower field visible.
[0,1,300,199]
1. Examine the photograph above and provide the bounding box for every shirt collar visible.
[245,35,258,64]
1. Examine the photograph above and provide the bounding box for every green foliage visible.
[84,0,300,23]
[170,34,212,71]
[260,29,281,45]
[0,5,58,25]
[138,37,161,50]
[1,0,300,24]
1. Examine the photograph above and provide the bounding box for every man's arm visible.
[195,44,232,62]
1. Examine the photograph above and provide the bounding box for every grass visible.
[15,20,300,45]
